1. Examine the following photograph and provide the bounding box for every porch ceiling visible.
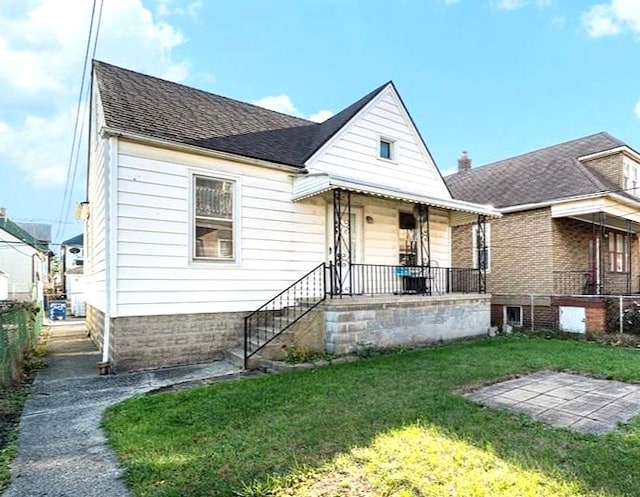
[551,194,640,233]
[292,173,501,219]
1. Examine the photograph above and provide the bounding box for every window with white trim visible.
[193,175,235,260]
[504,306,523,327]
[472,224,490,271]
[379,138,394,160]
[608,231,629,273]
[624,161,639,196]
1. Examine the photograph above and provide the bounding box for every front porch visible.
[551,202,640,296]
[241,291,492,368]
[243,182,500,367]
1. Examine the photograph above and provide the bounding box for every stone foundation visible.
[86,295,493,372]
[324,294,491,354]
[85,306,244,372]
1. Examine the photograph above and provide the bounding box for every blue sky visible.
[0,0,639,247]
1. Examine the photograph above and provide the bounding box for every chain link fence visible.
[0,302,43,385]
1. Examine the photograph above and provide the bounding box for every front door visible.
[327,204,363,295]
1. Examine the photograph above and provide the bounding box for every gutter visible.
[100,126,305,174]
[498,192,610,214]
[578,146,640,164]
[101,136,119,371]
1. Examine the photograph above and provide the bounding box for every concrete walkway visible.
[4,320,241,497]
[465,370,640,434]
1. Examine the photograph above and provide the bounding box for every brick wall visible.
[581,154,624,187]
[452,208,553,294]
[552,218,592,271]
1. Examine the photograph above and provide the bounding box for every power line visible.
[54,0,103,244]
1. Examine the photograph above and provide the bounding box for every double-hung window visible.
[608,232,629,273]
[193,175,235,260]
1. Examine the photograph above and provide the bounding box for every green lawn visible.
[103,336,640,496]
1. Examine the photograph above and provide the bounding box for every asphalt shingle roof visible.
[0,217,48,252]
[93,60,387,168]
[445,132,627,208]
[62,234,83,246]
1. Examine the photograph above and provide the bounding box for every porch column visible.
[332,189,352,297]
[476,214,487,294]
[626,219,632,294]
[592,212,606,295]
[414,204,432,295]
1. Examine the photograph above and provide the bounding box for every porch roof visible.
[292,173,501,219]
[550,193,640,233]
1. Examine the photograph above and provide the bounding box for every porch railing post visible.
[476,214,487,294]
[333,189,352,298]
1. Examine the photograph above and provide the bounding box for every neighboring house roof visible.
[16,222,51,245]
[62,233,83,246]
[93,60,388,168]
[445,132,628,209]
[0,217,48,252]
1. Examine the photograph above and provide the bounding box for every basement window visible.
[504,306,523,327]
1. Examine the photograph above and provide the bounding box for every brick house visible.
[84,61,499,372]
[446,133,640,334]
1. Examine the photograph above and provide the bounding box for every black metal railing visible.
[553,270,633,295]
[243,263,326,368]
[553,271,596,295]
[329,263,482,297]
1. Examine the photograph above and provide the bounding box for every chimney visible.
[457,151,471,172]
[0,207,6,219]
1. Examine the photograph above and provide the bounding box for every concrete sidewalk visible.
[4,319,241,497]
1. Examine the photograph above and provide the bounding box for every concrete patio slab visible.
[464,370,640,434]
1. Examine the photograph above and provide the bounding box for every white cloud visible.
[582,1,640,38]
[493,0,528,10]
[155,0,202,18]
[252,94,300,116]
[308,110,334,123]
[0,0,191,189]
[635,97,640,119]
[252,94,334,122]
[444,0,460,5]
[492,0,552,10]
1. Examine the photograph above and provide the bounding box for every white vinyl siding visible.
[84,90,109,312]
[307,87,451,200]
[0,229,40,298]
[349,198,450,268]
[113,141,326,316]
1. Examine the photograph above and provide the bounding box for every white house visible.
[61,233,85,317]
[85,61,499,372]
[0,209,47,302]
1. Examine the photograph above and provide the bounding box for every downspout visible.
[100,135,118,371]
